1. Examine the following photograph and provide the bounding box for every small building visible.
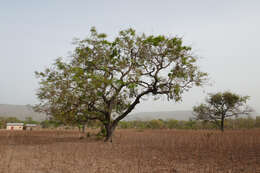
[25,124,37,130]
[6,123,24,130]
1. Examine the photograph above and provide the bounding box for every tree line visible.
[1,116,259,130]
[117,116,260,130]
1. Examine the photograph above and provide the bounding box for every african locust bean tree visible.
[35,27,207,142]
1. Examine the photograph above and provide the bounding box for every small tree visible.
[0,117,6,129]
[193,91,253,131]
[256,116,260,128]
[166,119,179,129]
[35,27,207,142]
[147,119,165,129]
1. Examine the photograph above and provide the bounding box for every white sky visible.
[0,0,259,113]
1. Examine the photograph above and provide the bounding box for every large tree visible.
[35,27,207,141]
[193,91,253,131]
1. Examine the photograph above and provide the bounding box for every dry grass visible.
[0,129,259,173]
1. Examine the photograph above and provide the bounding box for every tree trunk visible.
[221,116,225,132]
[82,124,86,133]
[104,123,116,142]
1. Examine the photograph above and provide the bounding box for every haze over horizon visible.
[0,0,259,113]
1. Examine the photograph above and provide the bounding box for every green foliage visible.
[40,119,62,128]
[5,117,21,123]
[24,117,39,125]
[147,119,165,129]
[35,27,207,141]
[96,125,107,137]
[184,120,197,129]
[0,117,6,128]
[165,119,178,128]
[117,117,260,130]
[229,116,255,129]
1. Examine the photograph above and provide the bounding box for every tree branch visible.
[113,89,153,125]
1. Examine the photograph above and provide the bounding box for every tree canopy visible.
[35,27,207,141]
[193,91,253,131]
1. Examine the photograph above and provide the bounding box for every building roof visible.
[6,123,24,126]
[25,124,37,127]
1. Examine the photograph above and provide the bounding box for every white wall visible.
[6,125,23,130]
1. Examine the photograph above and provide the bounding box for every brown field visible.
[0,129,259,173]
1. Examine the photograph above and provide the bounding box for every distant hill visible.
[126,111,193,121]
[0,104,47,121]
[126,110,259,121]
[0,104,258,122]
[0,104,192,122]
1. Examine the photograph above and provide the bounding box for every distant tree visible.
[185,119,196,129]
[147,119,165,129]
[245,116,255,129]
[35,27,207,142]
[5,117,21,123]
[256,116,260,128]
[193,91,253,131]
[24,117,39,124]
[166,119,179,129]
[118,121,129,129]
[25,117,33,122]
[40,119,62,128]
[0,117,6,129]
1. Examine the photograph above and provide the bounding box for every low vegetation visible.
[1,116,260,130]
[117,116,260,130]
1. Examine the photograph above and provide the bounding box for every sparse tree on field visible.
[193,91,253,131]
[35,27,207,142]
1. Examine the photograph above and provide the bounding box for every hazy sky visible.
[0,0,259,113]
